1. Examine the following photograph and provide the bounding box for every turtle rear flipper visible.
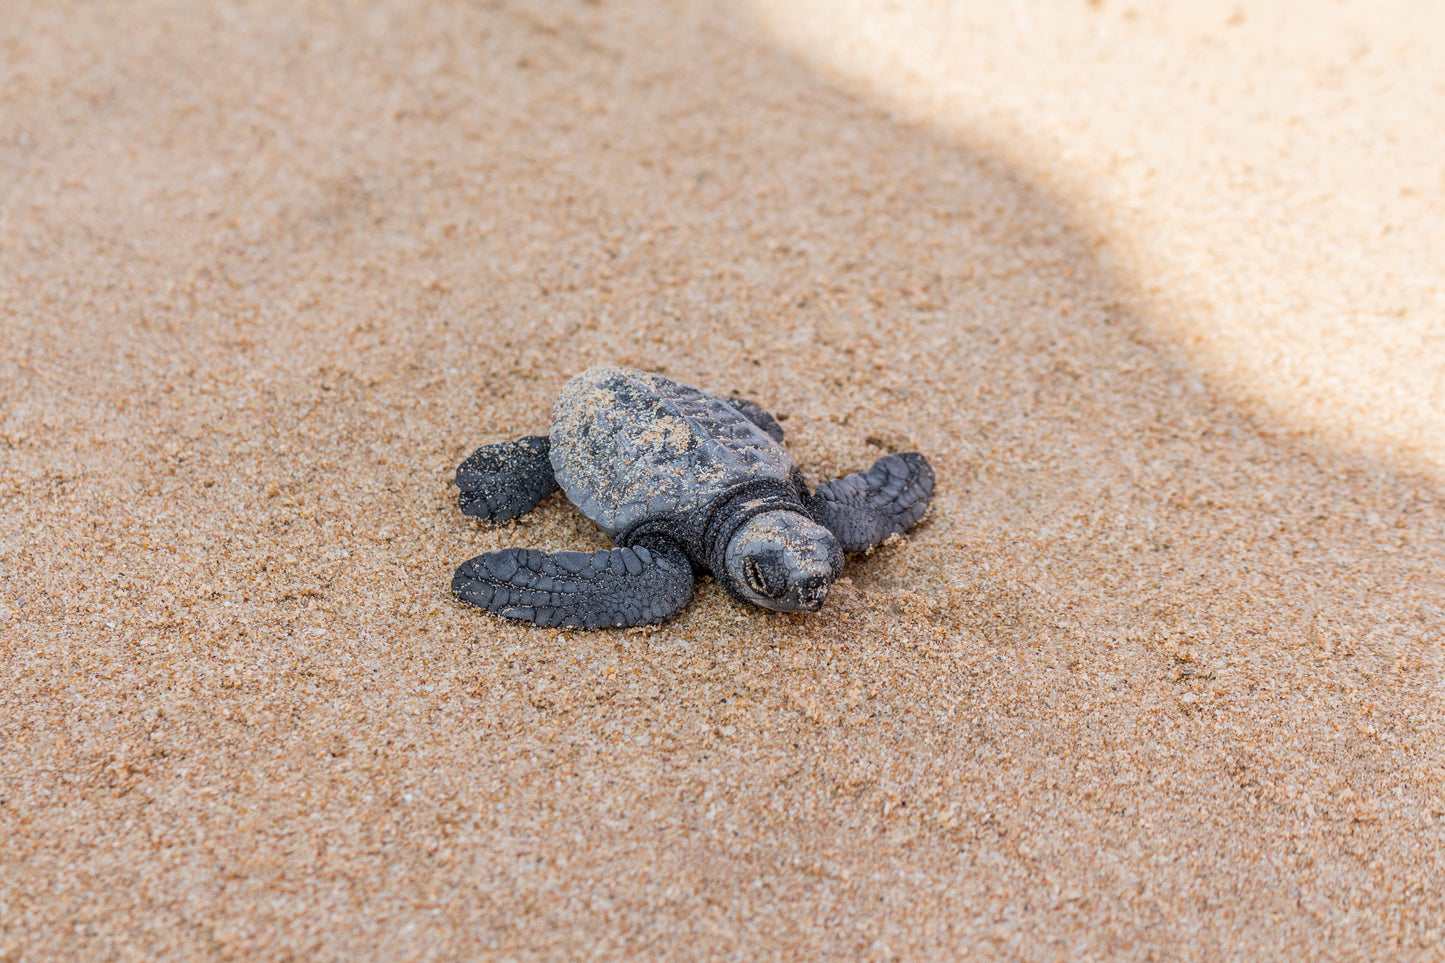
[456,435,560,523]
[807,452,934,553]
[452,539,694,628]
[721,395,785,443]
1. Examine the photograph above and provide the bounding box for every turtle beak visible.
[786,559,836,611]
[765,540,843,612]
[792,574,831,611]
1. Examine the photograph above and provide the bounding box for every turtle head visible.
[724,511,844,612]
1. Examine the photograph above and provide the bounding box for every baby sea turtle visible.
[450,365,934,628]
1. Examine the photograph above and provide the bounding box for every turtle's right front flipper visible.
[452,539,694,628]
[455,435,560,523]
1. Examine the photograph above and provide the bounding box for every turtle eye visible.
[743,556,775,597]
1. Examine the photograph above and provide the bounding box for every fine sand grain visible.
[2,2,1442,960]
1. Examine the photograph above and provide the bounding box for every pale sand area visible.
[1,1,1442,959]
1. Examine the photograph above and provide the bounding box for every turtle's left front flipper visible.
[452,539,694,628]
[807,452,935,553]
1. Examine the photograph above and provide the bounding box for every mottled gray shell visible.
[549,366,797,539]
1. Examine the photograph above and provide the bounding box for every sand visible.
[1,1,1442,959]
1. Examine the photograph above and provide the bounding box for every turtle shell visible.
[549,366,797,540]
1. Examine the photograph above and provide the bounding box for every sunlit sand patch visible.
[750,0,1445,477]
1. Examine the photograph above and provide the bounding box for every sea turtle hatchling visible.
[450,365,935,628]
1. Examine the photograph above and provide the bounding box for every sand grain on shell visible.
[2,1,1443,960]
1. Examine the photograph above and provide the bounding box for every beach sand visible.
[2,1,1442,959]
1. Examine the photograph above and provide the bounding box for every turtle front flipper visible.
[455,436,560,523]
[721,396,785,443]
[807,452,935,553]
[452,539,694,628]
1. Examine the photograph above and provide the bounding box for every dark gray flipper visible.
[722,396,785,444]
[807,452,935,553]
[452,538,694,628]
[456,436,560,523]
